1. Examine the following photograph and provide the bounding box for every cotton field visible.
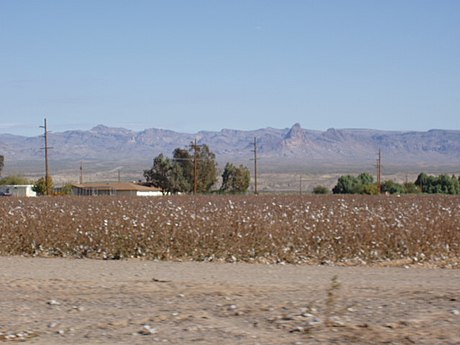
[1,195,459,267]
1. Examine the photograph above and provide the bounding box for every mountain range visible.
[1,123,459,180]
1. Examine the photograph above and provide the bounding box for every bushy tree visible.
[144,154,174,194]
[313,185,330,194]
[332,172,378,194]
[415,173,459,194]
[33,176,54,196]
[172,148,193,192]
[0,175,30,185]
[357,172,374,185]
[332,171,460,195]
[332,175,358,194]
[220,163,250,194]
[59,183,73,195]
[145,143,218,194]
[0,155,4,177]
[192,144,218,193]
[414,173,431,193]
[440,175,459,194]
[144,153,189,194]
[402,182,420,194]
[361,183,379,195]
[381,180,404,194]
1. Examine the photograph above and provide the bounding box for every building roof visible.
[72,182,161,192]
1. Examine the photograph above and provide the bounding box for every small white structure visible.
[72,182,163,196]
[0,185,37,197]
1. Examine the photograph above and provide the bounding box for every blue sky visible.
[0,0,459,136]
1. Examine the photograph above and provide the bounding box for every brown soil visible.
[0,257,459,344]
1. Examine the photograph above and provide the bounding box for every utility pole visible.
[40,118,52,195]
[173,141,204,195]
[79,161,83,184]
[191,139,200,195]
[252,137,258,195]
[376,149,382,194]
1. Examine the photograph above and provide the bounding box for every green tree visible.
[452,175,460,194]
[332,175,359,194]
[0,155,4,177]
[357,172,374,185]
[144,153,190,195]
[59,183,73,195]
[173,144,217,193]
[144,154,174,194]
[332,172,377,194]
[0,175,30,185]
[145,144,218,194]
[168,162,190,194]
[192,144,218,193]
[220,163,250,194]
[361,183,379,195]
[402,182,420,194]
[172,148,193,192]
[415,172,430,193]
[33,176,54,196]
[381,180,404,194]
[415,173,459,194]
[437,174,459,194]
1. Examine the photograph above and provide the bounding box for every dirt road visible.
[0,257,459,344]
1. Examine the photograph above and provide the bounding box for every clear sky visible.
[0,0,459,136]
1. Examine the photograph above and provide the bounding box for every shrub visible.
[313,185,330,194]
[0,175,30,185]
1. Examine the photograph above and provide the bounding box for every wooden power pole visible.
[80,161,83,184]
[40,118,52,195]
[191,139,200,195]
[376,149,382,194]
[252,137,258,195]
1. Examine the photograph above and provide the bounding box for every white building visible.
[0,185,37,197]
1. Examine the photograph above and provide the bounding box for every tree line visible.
[143,143,251,194]
[329,172,460,195]
[2,150,459,196]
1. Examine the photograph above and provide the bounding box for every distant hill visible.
[1,124,459,181]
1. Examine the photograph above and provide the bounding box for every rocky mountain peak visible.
[90,124,135,137]
[284,123,303,140]
[90,124,109,132]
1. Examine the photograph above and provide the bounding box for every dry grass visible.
[0,195,459,267]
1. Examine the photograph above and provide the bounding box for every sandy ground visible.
[0,257,459,344]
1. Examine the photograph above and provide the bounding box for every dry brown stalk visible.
[0,195,458,267]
